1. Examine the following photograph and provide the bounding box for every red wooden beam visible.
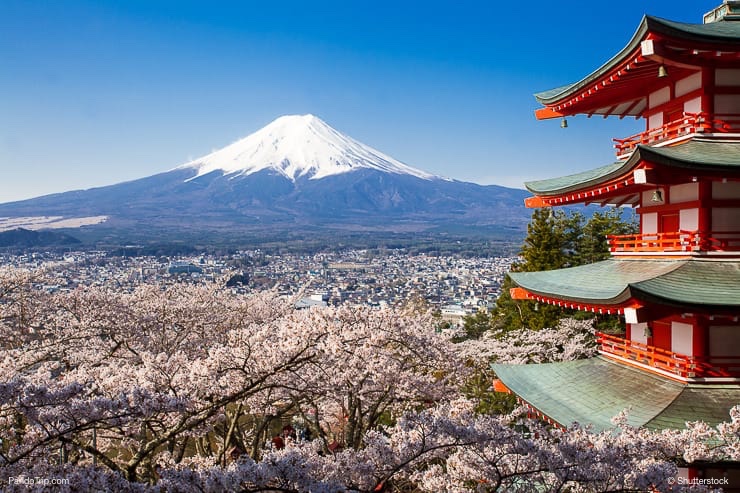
[524,196,551,208]
[534,106,566,120]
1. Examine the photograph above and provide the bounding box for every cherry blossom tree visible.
[0,270,463,485]
[145,401,737,492]
[0,268,737,492]
[454,317,597,365]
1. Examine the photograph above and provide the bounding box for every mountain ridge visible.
[0,115,532,245]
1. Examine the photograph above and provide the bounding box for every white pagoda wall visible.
[715,68,740,86]
[647,87,670,128]
[715,68,740,117]
[676,73,702,97]
[715,94,740,114]
[629,322,649,345]
[641,213,658,234]
[677,73,702,115]
[671,321,694,356]
[713,181,740,199]
[713,208,740,231]
[683,97,701,114]
[709,326,740,360]
[712,182,740,233]
[670,183,699,202]
[639,184,700,233]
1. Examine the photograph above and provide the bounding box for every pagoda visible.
[493,1,740,485]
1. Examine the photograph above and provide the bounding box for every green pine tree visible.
[487,206,637,333]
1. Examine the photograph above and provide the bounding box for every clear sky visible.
[0,0,719,202]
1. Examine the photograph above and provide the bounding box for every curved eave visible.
[629,260,740,312]
[535,16,740,111]
[524,150,643,207]
[509,259,740,311]
[525,161,631,196]
[509,259,684,306]
[524,139,740,204]
[534,16,650,105]
[637,139,740,172]
[492,357,740,432]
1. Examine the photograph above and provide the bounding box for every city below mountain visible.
[0,115,532,248]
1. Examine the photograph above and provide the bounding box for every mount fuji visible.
[0,115,531,245]
[182,114,437,182]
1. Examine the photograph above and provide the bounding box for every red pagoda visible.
[493,1,740,486]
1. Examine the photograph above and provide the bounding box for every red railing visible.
[596,332,740,378]
[701,231,740,251]
[608,230,740,253]
[613,112,733,157]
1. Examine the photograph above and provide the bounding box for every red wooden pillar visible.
[693,317,708,359]
[701,66,715,120]
[698,180,712,250]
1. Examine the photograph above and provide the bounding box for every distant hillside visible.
[0,228,81,248]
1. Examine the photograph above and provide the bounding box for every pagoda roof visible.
[630,260,740,309]
[492,356,740,432]
[525,138,740,197]
[509,258,740,311]
[535,16,740,109]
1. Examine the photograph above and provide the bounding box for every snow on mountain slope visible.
[179,114,438,182]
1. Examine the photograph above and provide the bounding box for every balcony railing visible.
[596,332,740,379]
[613,112,733,158]
[608,230,740,253]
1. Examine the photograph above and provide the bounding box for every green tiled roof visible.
[509,258,740,309]
[631,261,740,308]
[639,139,740,170]
[509,259,683,304]
[647,384,740,429]
[655,16,740,43]
[525,162,626,195]
[525,139,740,196]
[492,356,740,432]
[535,16,740,105]
[534,84,576,103]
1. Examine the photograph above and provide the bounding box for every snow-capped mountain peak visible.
[179,114,437,181]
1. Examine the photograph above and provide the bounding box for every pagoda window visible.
[629,322,649,345]
[709,325,740,369]
[670,183,699,203]
[713,181,740,199]
[679,208,699,231]
[648,112,664,130]
[676,72,702,98]
[714,93,740,114]
[712,207,740,231]
[715,68,740,86]
[649,87,671,110]
[648,87,672,130]
[671,322,694,356]
[641,212,658,234]
[683,96,701,114]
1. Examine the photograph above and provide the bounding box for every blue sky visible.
[0,0,718,202]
